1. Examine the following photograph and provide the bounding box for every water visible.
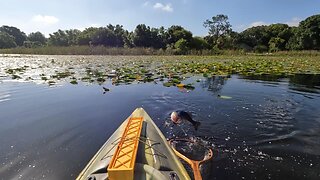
[1,72,320,179]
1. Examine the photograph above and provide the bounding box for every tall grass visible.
[0,46,319,56]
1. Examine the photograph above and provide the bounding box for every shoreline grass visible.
[0,46,319,56]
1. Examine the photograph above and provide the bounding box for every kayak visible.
[76,107,191,180]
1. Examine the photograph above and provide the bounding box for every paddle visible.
[168,138,213,180]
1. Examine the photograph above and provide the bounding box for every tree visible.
[286,27,303,50]
[65,29,81,46]
[132,24,165,48]
[224,31,241,49]
[203,14,232,47]
[77,27,99,45]
[239,25,270,49]
[298,14,320,50]
[149,27,166,49]
[267,24,293,50]
[48,29,81,46]
[0,26,27,46]
[28,31,46,45]
[166,25,192,45]
[267,24,292,41]
[269,37,286,52]
[91,27,118,46]
[48,30,69,46]
[0,32,17,48]
[132,24,151,47]
[174,38,189,54]
[106,24,127,47]
[191,36,209,50]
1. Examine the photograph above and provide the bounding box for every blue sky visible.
[0,0,319,36]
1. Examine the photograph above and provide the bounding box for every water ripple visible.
[0,92,11,103]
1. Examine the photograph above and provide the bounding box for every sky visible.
[0,0,319,37]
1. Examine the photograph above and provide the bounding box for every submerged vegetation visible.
[0,54,319,89]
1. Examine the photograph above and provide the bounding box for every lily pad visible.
[70,80,78,85]
[163,82,173,87]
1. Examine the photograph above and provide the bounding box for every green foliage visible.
[91,28,117,46]
[106,24,128,47]
[191,36,209,50]
[77,27,98,45]
[286,27,304,50]
[174,38,189,54]
[267,24,293,42]
[132,24,165,48]
[0,32,17,48]
[0,14,319,53]
[23,41,43,48]
[210,46,222,55]
[65,29,81,46]
[48,29,80,46]
[204,14,232,47]
[269,37,286,52]
[167,25,193,45]
[220,31,241,50]
[253,45,268,53]
[0,26,27,46]
[28,31,46,45]
[239,26,270,49]
[132,24,151,47]
[48,30,69,46]
[297,14,320,50]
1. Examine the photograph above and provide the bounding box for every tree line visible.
[0,14,319,54]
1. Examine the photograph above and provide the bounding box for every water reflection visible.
[240,74,286,82]
[200,75,229,95]
[289,74,320,94]
[240,74,320,94]
[289,74,320,88]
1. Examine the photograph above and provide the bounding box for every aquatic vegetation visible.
[96,78,105,83]
[51,71,73,79]
[12,74,21,79]
[0,55,319,89]
[41,76,48,81]
[70,80,78,85]
[48,80,56,85]
[163,82,173,87]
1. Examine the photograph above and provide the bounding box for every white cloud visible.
[32,15,59,25]
[286,17,301,27]
[249,21,269,28]
[153,3,173,12]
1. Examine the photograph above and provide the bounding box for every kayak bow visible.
[76,108,191,180]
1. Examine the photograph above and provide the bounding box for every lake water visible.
[0,57,320,179]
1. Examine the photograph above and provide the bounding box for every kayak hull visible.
[76,108,190,180]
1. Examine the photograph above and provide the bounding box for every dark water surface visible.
[0,74,320,180]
